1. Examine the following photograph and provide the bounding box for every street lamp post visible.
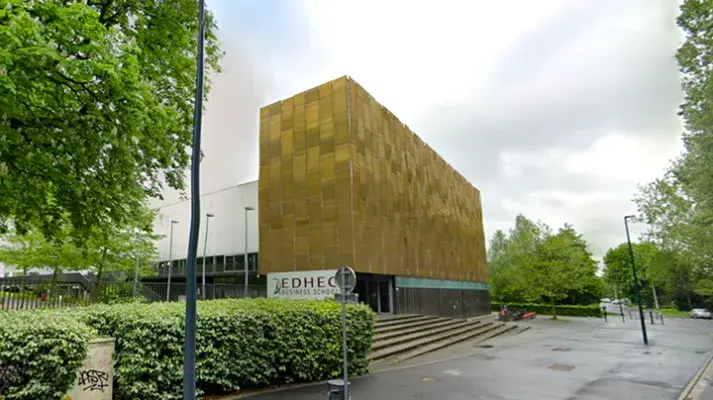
[201,213,214,300]
[625,215,648,345]
[167,220,179,302]
[133,230,141,297]
[244,206,255,298]
[640,265,655,325]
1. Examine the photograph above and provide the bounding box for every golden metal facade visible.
[259,76,488,282]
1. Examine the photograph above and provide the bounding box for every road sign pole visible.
[341,293,349,400]
[333,266,356,400]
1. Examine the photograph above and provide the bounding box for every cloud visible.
[177,0,686,261]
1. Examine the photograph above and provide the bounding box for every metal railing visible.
[143,282,267,302]
[0,277,267,311]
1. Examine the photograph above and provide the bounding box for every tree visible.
[488,215,550,302]
[674,0,713,229]
[488,216,601,311]
[603,242,662,304]
[632,0,713,310]
[0,217,160,300]
[0,229,84,292]
[526,225,598,319]
[0,0,222,240]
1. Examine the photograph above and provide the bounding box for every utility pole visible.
[625,215,648,345]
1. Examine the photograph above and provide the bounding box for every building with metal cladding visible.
[259,76,489,318]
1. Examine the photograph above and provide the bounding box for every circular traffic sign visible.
[335,266,356,294]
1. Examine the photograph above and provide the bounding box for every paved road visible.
[242,316,713,400]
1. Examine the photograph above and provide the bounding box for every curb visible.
[678,351,713,400]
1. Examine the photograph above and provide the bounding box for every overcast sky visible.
[158,0,685,260]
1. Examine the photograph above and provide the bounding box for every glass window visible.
[215,255,224,273]
[237,254,246,271]
[225,255,235,271]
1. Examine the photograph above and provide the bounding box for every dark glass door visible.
[378,281,391,313]
[367,281,379,312]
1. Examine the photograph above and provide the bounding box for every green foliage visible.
[0,231,52,280]
[488,215,551,302]
[0,312,95,400]
[602,242,661,299]
[633,0,713,311]
[0,224,161,301]
[488,215,602,311]
[658,308,689,318]
[94,282,147,305]
[0,0,222,240]
[526,225,599,318]
[491,303,602,318]
[66,299,374,400]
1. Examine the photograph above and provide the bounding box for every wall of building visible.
[152,180,259,263]
[349,79,488,282]
[259,77,354,274]
[258,76,488,283]
[394,277,490,318]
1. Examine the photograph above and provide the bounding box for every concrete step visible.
[369,321,494,361]
[373,318,462,342]
[375,314,434,327]
[375,313,421,323]
[384,323,517,364]
[373,319,479,350]
[512,325,531,335]
[374,315,442,333]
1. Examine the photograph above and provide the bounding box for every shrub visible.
[491,302,602,317]
[70,298,374,400]
[0,311,95,400]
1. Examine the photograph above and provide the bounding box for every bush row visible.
[0,298,374,400]
[0,312,94,400]
[491,302,602,317]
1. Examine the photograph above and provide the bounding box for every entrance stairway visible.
[369,314,523,365]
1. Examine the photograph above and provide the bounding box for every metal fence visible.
[143,282,268,302]
[0,277,267,311]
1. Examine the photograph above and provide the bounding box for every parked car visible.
[689,309,712,319]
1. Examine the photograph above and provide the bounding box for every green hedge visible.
[491,302,602,317]
[71,298,374,399]
[0,312,95,400]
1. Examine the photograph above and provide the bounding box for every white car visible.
[689,309,712,319]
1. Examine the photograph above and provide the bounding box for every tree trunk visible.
[20,267,27,294]
[686,290,693,310]
[551,299,557,320]
[50,266,59,295]
[92,248,108,301]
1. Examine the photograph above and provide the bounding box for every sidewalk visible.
[239,317,713,399]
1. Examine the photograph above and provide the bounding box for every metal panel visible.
[258,76,488,283]
[395,287,491,319]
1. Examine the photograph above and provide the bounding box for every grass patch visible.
[658,308,689,317]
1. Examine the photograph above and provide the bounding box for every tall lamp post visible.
[201,213,214,300]
[625,215,648,345]
[184,0,206,397]
[244,206,255,298]
[133,229,141,297]
[167,220,179,302]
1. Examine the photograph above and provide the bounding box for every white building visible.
[148,180,259,284]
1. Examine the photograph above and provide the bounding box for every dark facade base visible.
[395,286,491,319]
